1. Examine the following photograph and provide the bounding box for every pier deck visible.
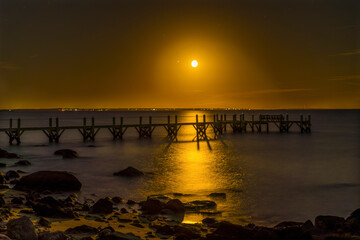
[0,114,311,144]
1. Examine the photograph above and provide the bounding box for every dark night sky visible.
[0,0,359,109]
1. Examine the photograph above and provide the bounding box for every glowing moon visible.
[191,60,198,67]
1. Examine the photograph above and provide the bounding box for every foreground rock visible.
[54,149,79,158]
[0,149,19,159]
[91,198,113,214]
[315,215,345,232]
[14,171,82,192]
[14,160,31,166]
[6,216,37,240]
[0,234,11,240]
[113,167,144,177]
[38,231,68,240]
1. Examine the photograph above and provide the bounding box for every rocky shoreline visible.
[0,148,359,240]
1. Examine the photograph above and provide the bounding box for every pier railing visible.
[0,114,311,145]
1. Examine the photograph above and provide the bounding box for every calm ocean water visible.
[0,109,359,226]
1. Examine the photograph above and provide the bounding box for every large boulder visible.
[54,149,79,159]
[140,199,165,214]
[65,225,98,234]
[164,199,185,214]
[113,167,144,177]
[38,231,69,240]
[14,171,82,192]
[14,160,31,166]
[6,216,37,240]
[315,215,345,232]
[91,198,113,214]
[344,208,360,233]
[5,170,20,180]
[32,196,76,219]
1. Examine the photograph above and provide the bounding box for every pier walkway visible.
[0,114,311,145]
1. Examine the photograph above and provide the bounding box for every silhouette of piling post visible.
[109,117,127,140]
[5,118,24,145]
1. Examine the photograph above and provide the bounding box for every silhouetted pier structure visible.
[0,114,311,145]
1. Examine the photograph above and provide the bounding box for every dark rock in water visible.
[11,197,24,205]
[120,208,128,213]
[117,218,132,223]
[131,223,145,228]
[91,198,113,214]
[184,200,217,211]
[14,160,31,166]
[302,220,315,232]
[14,171,82,192]
[17,170,26,174]
[274,221,303,229]
[6,216,37,240]
[127,199,136,205]
[10,179,19,184]
[33,197,77,219]
[0,234,11,240]
[0,149,20,159]
[113,166,144,177]
[0,163,7,168]
[209,193,226,199]
[164,199,185,214]
[202,218,218,227]
[173,225,201,239]
[140,199,165,214]
[206,221,252,240]
[33,203,77,219]
[315,215,345,232]
[54,149,79,158]
[6,170,20,180]
[112,196,122,204]
[38,231,68,240]
[38,217,51,227]
[344,208,360,233]
[99,232,142,240]
[147,194,171,201]
[65,225,98,234]
[156,225,175,236]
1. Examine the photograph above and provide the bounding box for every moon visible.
[191,60,198,68]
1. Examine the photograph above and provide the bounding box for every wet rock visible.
[184,200,217,211]
[120,208,128,213]
[140,199,165,214]
[91,198,113,214]
[156,225,175,236]
[10,179,19,184]
[0,149,20,159]
[14,171,82,192]
[80,237,94,240]
[0,234,11,240]
[0,163,7,168]
[117,218,132,223]
[344,208,360,233]
[206,221,253,240]
[99,232,142,240]
[274,221,303,229]
[113,167,144,177]
[5,170,20,180]
[54,149,79,158]
[11,197,24,205]
[173,225,201,239]
[276,226,312,240]
[6,216,37,240]
[33,197,77,219]
[38,217,51,227]
[163,199,185,214]
[112,196,122,204]
[14,160,31,166]
[315,215,345,232]
[38,231,68,240]
[147,194,171,201]
[127,199,136,205]
[19,209,34,214]
[65,225,98,234]
[209,193,226,199]
[202,218,218,227]
[302,220,315,232]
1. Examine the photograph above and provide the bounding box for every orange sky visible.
[0,0,359,109]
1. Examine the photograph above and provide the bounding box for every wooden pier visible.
[0,114,311,145]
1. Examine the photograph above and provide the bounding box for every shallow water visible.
[0,109,359,226]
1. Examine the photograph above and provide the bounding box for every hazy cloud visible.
[0,62,19,70]
[330,75,360,81]
[330,49,360,56]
